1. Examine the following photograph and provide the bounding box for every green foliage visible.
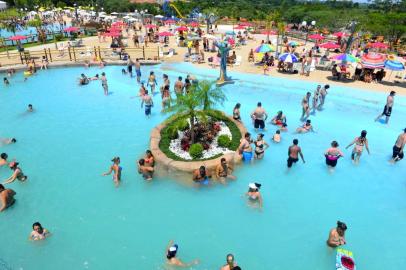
[189,143,203,159]
[55,34,64,41]
[217,135,231,148]
[194,80,226,111]
[166,118,189,140]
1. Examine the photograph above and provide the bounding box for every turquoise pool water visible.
[0,63,405,270]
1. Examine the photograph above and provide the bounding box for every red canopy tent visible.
[319,42,340,49]
[9,35,28,41]
[158,31,174,37]
[308,34,325,40]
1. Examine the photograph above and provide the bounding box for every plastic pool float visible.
[336,248,356,270]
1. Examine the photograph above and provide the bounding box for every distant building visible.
[0,1,7,10]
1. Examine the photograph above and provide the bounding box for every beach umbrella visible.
[361,53,386,69]
[333,32,348,38]
[64,26,80,32]
[308,34,325,40]
[103,32,121,37]
[261,30,277,35]
[331,53,359,63]
[145,24,157,29]
[287,41,303,47]
[368,42,389,49]
[158,31,173,37]
[164,19,176,24]
[9,35,28,41]
[189,21,199,27]
[319,42,340,49]
[176,26,188,31]
[384,60,405,71]
[255,44,275,53]
[279,53,299,63]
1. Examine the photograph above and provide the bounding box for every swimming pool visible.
[0,63,405,270]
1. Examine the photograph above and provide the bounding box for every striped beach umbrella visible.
[279,53,299,63]
[255,44,275,53]
[361,53,386,69]
[384,60,405,71]
[331,53,359,63]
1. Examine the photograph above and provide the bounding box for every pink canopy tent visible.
[308,34,325,40]
[176,26,188,31]
[165,19,176,24]
[261,30,277,35]
[144,24,157,29]
[158,31,174,37]
[64,26,80,32]
[333,32,348,38]
[9,35,27,41]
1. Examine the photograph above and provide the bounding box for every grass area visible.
[159,110,242,162]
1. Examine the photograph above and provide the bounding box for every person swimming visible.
[0,153,8,167]
[327,221,347,247]
[238,133,253,162]
[29,222,50,241]
[102,157,122,187]
[324,141,344,169]
[346,130,370,164]
[254,133,269,159]
[4,77,10,85]
[138,158,154,181]
[193,166,211,185]
[1,138,17,146]
[165,240,199,267]
[245,182,263,208]
[270,111,286,126]
[296,119,315,133]
[272,130,281,143]
[0,184,16,212]
[79,74,89,85]
[2,161,28,184]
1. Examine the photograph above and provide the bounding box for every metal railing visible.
[0,46,161,67]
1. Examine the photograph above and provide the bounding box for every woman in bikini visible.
[254,133,269,159]
[161,85,171,111]
[101,72,108,96]
[245,183,263,208]
[2,161,28,184]
[102,157,122,187]
[29,222,50,241]
[296,119,314,133]
[233,103,241,122]
[144,150,155,167]
[147,71,157,94]
[138,159,154,181]
[324,141,344,169]
[346,130,370,164]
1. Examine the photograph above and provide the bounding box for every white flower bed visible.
[169,121,234,160]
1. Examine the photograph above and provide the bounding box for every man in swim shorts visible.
[375,90,395,124]
[126,56,133,77]
[0,184,16,212]
[174,76,184,96]
[391,128,406,163]
[135,58,141,83]
[215,158,236,184]
[287,139,305,168]
[251,102,268,131]
[301,92,311,120]
[238,133,253,162]
[141,90,154,117]
[318,84,330,110]
[193,166,212,185]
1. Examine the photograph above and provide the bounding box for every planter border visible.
[150,111,247,173]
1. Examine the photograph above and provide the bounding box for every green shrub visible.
[217,135,231,148]
[55,34,64,41]
[189,143,203,159]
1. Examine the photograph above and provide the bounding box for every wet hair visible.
[146,150,153,157]
[28,104,33,108]
[360,130,367,137]
[257,102,262,107]
[4,77,8,81]
[282,123,287,127]
[337,221,347,231]
[163,74,168,79]
[221,158,226,162]
[293,139,299,145]
[32,222,43,230]
[307,92,311,95]
[325,84,330,89]
[185,78,190,84]
[258,133,264,139]
[306,119,311,124]
[164,85,170,91]
[111,157,120,162]
[101,72,106,76]
[245,132,251,138]
[81,73,85,77]
[166,244,178,259]
[145,89,148,94]
[276,130,280,134]
[150,71,154,75]
[331,141,339,147]
[139,159,145,166]
[277,111,282,115]
[0,184,4,191]
[1,153,8,159]
[404,128,406,133]
[178,76,182,80]
[390,91,396,95]
[232,267,242,270]
[234,103,241,109]
[226,254,235,264]
[11,138,17,143]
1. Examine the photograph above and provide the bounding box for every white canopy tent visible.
[0,1,7,10]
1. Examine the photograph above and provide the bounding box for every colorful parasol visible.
[255,44,275,53]
[361,53,386,69]
[279,53,299,63]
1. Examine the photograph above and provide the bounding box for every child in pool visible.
[272,130,281,143]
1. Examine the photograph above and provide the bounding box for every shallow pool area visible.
[0,63,405,270]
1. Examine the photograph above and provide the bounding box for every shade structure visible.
[279,53,299,63]
[287,41,303,47]
[64,26,80,32]
[261,30,277,35]
[331,53,359,63]
[368,42,389,49]
[255,44,275,53]
[164,19,176,24]
[384,60,405,71]
[144,24,157,29]
[9,35,27,41]
[308,34,325,40]
[333,32,348,37]
[158,31,173,37]
[176,26,188,31]
[234,25,246,30]
[189,21,199,27]
[361,53,386,69]
[319,42,340,49]
[103,32,121,37]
